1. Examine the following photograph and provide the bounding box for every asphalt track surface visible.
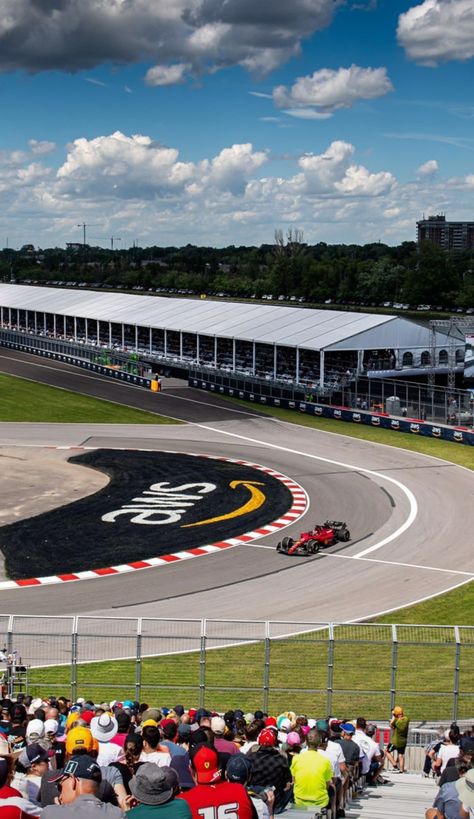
[1,347,474,624]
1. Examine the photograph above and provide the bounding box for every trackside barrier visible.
[0,337,152,390]
[189,378,474,446]
[1,616,473,721]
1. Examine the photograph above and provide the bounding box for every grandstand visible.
[0,284,463,393]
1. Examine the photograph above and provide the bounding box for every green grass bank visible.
[0,373,179,424]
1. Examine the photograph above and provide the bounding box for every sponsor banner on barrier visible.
[189,378,474,447]
[0,336,151,389]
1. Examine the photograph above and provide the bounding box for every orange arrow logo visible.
[181,480,266,528]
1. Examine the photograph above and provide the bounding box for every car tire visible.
[276,542,282,552]
[338,529,350,542]
[306,539,319,554]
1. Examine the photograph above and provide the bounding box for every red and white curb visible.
[0,449,309,590]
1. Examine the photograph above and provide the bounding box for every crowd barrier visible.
[190,378,474,446]
[1,616,473,721]
[0,336,152,390]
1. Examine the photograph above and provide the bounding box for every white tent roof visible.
[0,283,441,352]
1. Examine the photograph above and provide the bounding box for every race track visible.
[1,347,473,623]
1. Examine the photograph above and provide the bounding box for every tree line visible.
[1,235,473,309]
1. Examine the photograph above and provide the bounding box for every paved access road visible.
[1,347,473,623]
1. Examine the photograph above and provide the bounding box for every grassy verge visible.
[0,373,179,424]
[222,396,474,470]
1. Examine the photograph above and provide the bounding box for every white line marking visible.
[322,552,474,577]
[196,423,418,558]
[345,576,474,623]
[0,352,263,419]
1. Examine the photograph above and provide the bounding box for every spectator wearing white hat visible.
[27,699,44,717]
[210,717,239,756]
[26,721,45,745]
[90,714,121,767]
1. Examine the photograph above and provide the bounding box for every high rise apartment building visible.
[417,214,474,250]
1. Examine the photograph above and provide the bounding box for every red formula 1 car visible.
[276,521,351,555]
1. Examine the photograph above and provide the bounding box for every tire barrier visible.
[0,337,152,390]
[190,378,474,447]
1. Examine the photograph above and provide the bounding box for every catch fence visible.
[1,616,473,722]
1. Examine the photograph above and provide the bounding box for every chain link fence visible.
[1,616,473,721]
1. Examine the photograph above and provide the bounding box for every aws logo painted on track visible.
[0,450,305,581]
[102,478,267,528]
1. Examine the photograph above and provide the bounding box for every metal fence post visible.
[453,626,461,723]
[71,617,78,703]
[326,623,334,715]
[135,618,142,703]
[263,622,271,713]
[199,619,207,708]
[390,624,398,712]
[7,615,14,657]
[6,616,14,698]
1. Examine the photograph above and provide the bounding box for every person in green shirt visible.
[290,729,333,810]
[127,763,191,819]
[385,706,410,774]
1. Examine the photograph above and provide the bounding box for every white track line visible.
[322,552,474,576]
[196,423,418,559]
[0,353,263,418]
[249,542,474,576]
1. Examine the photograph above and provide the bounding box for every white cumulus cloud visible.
[273,64,393,118]
[294,140,396,196]
[397,0,474,65]
[145,63,190,86]
[55,132,268,200]
[28,139,56,156]
[7,131,474,250]
[417,159,439,176]
[56,131,195,199]
[199,143,268,195]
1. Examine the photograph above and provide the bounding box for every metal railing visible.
[1,616,473,722]
[2,327,473,426]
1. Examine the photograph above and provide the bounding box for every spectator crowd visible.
[0,694,473,819]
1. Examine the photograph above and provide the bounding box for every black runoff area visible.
[1,450,292,579]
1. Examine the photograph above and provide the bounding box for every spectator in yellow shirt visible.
[291,729,333,810]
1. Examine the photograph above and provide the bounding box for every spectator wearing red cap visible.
[179,745,255,819]
[247,730,292,814]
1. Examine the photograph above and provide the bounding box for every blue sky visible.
[1,0,473,249]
